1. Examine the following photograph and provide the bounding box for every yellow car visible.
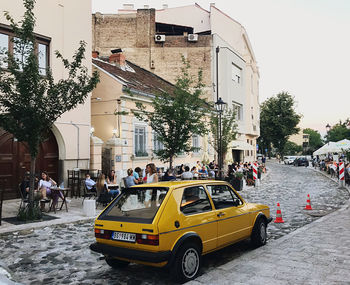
[90,180,272,282]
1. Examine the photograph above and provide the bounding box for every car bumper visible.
[90,242,172,263]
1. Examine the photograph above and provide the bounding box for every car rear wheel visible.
[171,242,201,283]
[105,256,130,269]
[251,218,267,247]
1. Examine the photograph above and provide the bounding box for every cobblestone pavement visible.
[0,162,348,284]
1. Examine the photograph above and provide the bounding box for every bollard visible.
[253,163,258,186]
[339,162,345,188]
[83,200,96,216]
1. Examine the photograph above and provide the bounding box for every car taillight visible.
[95,229,112,239]
[136,234,159,246]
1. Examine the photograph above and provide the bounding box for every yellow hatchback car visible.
[90,180,272,282]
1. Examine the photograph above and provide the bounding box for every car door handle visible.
[217,212,225,217]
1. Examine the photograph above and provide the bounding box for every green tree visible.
[259,92,301,156]
[209,106,238,163]
[134,56,209,168]
[0,0,99,218]
[325,119,350,142]
[283,141,303,155]
[303,128,323,153]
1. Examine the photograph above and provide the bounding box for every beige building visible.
[289,131,310,149]
[0,0,92,198]
[91,52,213,183]
[92,3,259,164]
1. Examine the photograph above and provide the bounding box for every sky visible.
[92,0,350,135]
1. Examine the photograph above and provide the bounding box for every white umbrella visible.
[327,139,350,153]
[313,142,336,156]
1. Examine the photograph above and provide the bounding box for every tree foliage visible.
[133,56,210,168]
[303,128,323,153]
[259,92,301,156]
[325,119,350,142]
[0,0,99,216]
[209,106,238,161]
[283,141,302,155]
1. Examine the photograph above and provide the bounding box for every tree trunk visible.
[169,156,173,169]
[28,156,36,211]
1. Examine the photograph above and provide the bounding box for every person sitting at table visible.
[181,166,193,180]
[198,166,208,178]
[20,171,30,198]
[38,171,63,210]
[162,168,177,181]
[191,166,199,179]
[101,173,120,198]
[85,173,97,192]
[133,167,142,182]
[107,170,117,184]
[125,168,138,188]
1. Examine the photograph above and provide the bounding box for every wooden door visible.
[0,129,59,200]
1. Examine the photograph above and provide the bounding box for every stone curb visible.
[0,215,96,236]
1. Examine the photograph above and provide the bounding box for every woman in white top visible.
[145,163,158,207]
[146,163,158,183]
[38,171,56,200]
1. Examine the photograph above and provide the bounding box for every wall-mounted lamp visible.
[90,127,95,136]
[112,128,118,137]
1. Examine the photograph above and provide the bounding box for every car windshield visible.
[99,187,168,224]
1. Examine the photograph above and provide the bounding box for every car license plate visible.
[112,231,136,243]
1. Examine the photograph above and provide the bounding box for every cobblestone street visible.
[0,161,348,284]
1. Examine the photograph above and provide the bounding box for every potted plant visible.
[231,172,244,191]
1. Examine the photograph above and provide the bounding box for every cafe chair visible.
[82,179,97,204]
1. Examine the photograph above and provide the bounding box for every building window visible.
[192,135,200,153]
[303,135,309,139]
[0,33,9,68]
[135,126,147,157]
[0,26,50,74]
[232,63,241,84]
[153,132,164,153]
[233,103,242,121]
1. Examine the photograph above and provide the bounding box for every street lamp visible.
[326,123,331,133]
[215,97,227,180]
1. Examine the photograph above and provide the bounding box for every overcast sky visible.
[92,0,350,135]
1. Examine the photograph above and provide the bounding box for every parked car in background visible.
[284,156,296,165]
[257,154,263,161]
[293,157,309,167]
[90,180,272,282]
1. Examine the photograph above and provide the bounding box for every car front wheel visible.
[171,242,201,283]
[251,218,267,247]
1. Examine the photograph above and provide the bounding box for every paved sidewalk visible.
[189,167,350,285]
[0,197,101,235]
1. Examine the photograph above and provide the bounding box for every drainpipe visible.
[71,121,80,168]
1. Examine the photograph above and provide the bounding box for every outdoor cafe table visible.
[107,184,119,190]
[49,187,71,213]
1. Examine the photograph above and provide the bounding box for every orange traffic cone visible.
[304,194,313,210]
[274,203,285,223]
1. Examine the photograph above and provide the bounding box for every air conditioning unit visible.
[188,34,198,42]
[154,34,165,42]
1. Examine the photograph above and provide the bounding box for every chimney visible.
[144,5,149,8]
[123,4,134,10]
[109,49,126,69]
[163,4,168,9]
[210,3,216,7]
[92,51,99,58]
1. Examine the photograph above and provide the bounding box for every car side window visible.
[206,185,243,209]
[180,186,212,215]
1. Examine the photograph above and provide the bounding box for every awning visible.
[230,140,255,151]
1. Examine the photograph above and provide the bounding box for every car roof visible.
[133,180,227,190]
